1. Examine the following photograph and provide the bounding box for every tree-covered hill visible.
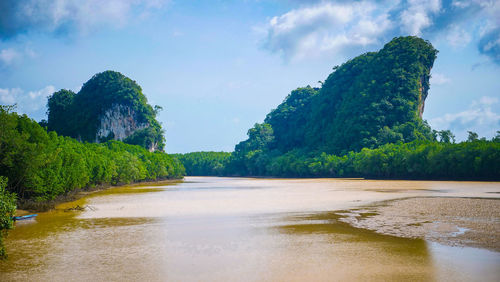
[46,71,165,151]
[175,36,499,179]
[231,36,438,175]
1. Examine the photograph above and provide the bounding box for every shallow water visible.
[1,177,499,281]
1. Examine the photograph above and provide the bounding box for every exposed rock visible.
[96,104,148,142]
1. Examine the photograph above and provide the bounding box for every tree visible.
[493,131,500,142]
[467,131,479,142]
[438,130,455,143]
[0,176,16,259]
[47,89,76,136]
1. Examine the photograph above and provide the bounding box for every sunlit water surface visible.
[1,177,499,281]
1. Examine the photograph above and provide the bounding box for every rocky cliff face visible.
[418,73,431,118]
[95,104,148,142]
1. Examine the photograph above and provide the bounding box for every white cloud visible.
[429,96,500,140]
[399,0,442,36]
[1,0,171,38]
[476,96,498,106]
[0,88,23,104]
[430,73,451,85]
[0,48,21,65]
[0,45,37,68]
[452,0,470,9]
[262,1,392,60]
[28,85,55,101]
[260,0,500,64]
[446,25,471,48]
[171,30,183,37]
[0,85,55,120]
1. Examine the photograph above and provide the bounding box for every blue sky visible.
[0,0,499,153]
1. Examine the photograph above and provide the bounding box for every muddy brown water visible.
[1,177,499,281]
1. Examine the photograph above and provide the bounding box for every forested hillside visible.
[230,36,437,175]
[176,36,500,180]
[46,71,165,151]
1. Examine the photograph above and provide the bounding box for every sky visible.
[0,0,499,153]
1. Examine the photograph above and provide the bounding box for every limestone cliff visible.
[95,104,148,142]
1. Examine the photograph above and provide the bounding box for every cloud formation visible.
[479,27,500,64]
[0,46,36,68]
[429,96,500,140]
[430,73,451,85]
[0,85,55,120]
[0,48,20,65]
[261,0,500,64]
[399,0,441,36]
[0,0,169,39]
[263,1,391,60]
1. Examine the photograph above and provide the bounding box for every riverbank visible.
[338,196,500,252]
[15,178,184,214]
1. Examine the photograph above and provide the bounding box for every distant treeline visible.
[173,152,231,176]
[0,106,185,203]
[176,137,500,180]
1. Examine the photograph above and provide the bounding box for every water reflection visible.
[269,211,434,281]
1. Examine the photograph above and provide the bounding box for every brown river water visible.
[1,177,499,281]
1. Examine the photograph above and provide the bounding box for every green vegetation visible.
[265,36,437,156]
[47,71,165,150]
[0,106,184,204]
[175,37,499,180]
[227,36,441,176]
[176,138,500,180]
[259,139,500,179]
[0,176,16,259]
[173,152,231,176]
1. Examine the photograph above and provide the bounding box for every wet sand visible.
[339,197,500,251]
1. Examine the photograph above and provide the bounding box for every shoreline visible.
[15,177,184,215]
[187,175,500,182]
[337,196,500,252]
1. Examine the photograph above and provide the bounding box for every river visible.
[1,177,499,281]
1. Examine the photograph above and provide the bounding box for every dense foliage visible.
[0,176,16,259]
[47,71,165,150]
[173,152,231,176]
[259,139,500,179]
[0,106,184,202]
[177,137,500,180]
